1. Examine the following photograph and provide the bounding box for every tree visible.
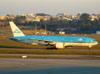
[14,16,26,25]
[80,13,90,22]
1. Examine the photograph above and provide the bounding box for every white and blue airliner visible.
[9,22,98,49]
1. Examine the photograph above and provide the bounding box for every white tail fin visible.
[9,21,25,37]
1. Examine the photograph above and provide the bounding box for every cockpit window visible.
[93,40,96,42]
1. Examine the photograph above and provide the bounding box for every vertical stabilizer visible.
[9,21,25,37]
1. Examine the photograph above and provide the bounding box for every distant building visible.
[59,31,65,35]
[0,16,7,20]
[70,15,80,21]
[97,14,100,18]
[26,15,40,22]
[90,15,99,21]
[7,14,16,20]
[96,31,100,34]
[65,16,72,21]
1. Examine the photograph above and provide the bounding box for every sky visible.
[0,0,100,16]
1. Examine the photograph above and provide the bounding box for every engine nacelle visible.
[55,43,65,48]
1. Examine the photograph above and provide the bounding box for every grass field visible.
[1,48,100,55]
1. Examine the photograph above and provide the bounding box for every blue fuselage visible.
[9,36,98,44]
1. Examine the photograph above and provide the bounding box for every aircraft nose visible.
[94,41,98,44]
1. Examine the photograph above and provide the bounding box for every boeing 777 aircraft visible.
[9,22,98,49]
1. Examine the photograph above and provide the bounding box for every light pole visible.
[45,24,47,34]
[35,24,37,34]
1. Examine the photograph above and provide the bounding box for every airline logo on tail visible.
[13,29,21,33]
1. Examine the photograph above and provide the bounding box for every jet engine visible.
[55,43,65,48]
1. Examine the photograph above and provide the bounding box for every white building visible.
[96,31,100,34]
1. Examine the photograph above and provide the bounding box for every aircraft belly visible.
[64,43,97,47]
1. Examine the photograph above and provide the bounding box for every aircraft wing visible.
[26,38,56,45]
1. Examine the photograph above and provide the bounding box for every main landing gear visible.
[88,46,92,50]
[46,45,57,50]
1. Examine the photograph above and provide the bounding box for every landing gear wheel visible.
[88,46,92,50]
[46,46,57,50]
